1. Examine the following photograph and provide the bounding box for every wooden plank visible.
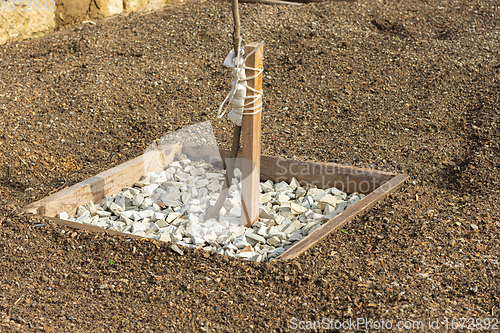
[219,150,396,193]
[23,143,182,217]
[278,174,409,260]
[241,42,264,227]
[46,217,120,234]
[43,217,154,242]
[259,155,395,193]
[184,146,395,193]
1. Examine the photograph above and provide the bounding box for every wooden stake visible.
[241,42,264,227]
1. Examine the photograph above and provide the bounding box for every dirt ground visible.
[0,0,499,331]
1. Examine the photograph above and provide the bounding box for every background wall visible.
[0,0,183,45]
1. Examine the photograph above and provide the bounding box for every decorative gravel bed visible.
[3,0,500,330]
[57,158,365,262]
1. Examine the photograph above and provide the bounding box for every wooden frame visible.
[23,142,409,260]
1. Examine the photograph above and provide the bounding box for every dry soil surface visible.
[0,0,499,332]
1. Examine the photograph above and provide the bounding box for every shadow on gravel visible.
[370,18,409,38]
[438,96,499,194]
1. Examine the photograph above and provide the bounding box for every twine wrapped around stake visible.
[217,39,265,126]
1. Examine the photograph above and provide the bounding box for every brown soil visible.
[0,0,499,331]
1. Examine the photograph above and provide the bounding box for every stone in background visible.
[0,1,56,45]
[90,0,123,18]
[54,0,91,26]
[123,0,149,13]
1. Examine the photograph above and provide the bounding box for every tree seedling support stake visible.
[241,42,263,227]
[206,0,264,228]
[205,0,242,222]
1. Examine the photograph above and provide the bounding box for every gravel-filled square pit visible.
[23,140,408,261]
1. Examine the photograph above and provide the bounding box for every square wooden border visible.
[23,143,409,260]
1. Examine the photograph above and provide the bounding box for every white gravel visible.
[58,158,364,261]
